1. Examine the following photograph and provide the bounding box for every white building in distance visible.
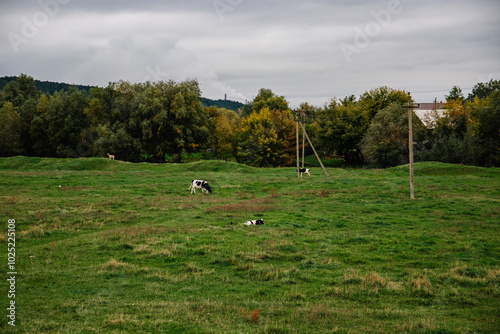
[414,102,445,128]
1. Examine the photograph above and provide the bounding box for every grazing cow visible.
[189,180,212,194]
[298,168,311,177]
[243,219,264,225]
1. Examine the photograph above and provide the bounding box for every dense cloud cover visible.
[1,0,499,107]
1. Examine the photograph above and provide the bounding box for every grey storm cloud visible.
[1,0,499,107]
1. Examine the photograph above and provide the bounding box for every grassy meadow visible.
[0,156,499,333]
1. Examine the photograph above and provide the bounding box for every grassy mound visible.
[391,161,498,175]
[0,156,122,171]
[1,157,498,333]
[0,156,256,173]
[183,159,255,173]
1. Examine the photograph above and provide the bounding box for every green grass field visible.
[0,156,499,333]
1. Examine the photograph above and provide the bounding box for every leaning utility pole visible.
[299,122,329,177]
[406,93,419,199]
[302,129,305,169]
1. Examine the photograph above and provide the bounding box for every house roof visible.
[413,102,445,127]
[416,102,445,110]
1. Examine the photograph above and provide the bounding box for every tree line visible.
[0,76,244,112]
[0,74,498,167]
[0,75,94,96]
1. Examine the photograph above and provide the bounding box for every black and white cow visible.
[189,180,212,194]
[298,168,311,177]
[243,219,264,225]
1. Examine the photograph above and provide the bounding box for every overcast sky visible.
[1,0,499,107]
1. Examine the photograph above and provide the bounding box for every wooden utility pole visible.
[299,122,329,176]
[407,93,419,199]
[296,120,300,178]
[301,112,305,168]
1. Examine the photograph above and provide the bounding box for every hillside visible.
[0,75,94,95]
[0,76,245,112]
[200,97,244,112]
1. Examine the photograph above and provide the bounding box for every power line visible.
[411,87,474,94]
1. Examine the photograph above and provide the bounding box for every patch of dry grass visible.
[206,198,277,213]
[99,258,132,271]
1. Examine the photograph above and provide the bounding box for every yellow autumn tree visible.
[206,106,240,160]
[438,98,471,136]
[236,107,296,167]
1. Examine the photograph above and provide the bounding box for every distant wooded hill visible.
[0,75,94,95]
[199,97,244,111]
[0,76,244,112]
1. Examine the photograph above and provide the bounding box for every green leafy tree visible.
[17,96,40,155]
[136,80,208,162]
[85,85,116,127]
[467,79,500,101]
[315,86,407,164]
[0,74,39,108]
[295,102,318,123]
[94,125,140,162]
[445,85,465,102]
[0,74,41,155]
[420,81,500,166]
[0,102,23,156]
[45,87,90,157]
[476,90,500,166]
[422,94,493,166]
[90,80,208,162]
[29,94,51,157]
[240,88,289,117]
[295,102,320,157]
[316,98,369,163]
[341,95,357,106]
[361,102,425,167]
[88,81,141,161]
[359,86,408,119]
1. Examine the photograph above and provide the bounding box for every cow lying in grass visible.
[244,219,264,225]
[189,180,212,194]
[298,168,311,177]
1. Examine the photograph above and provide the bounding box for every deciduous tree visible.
[316,98,368,163]
[361,102,425,167]
[206,106,240,160]
[90,80,208,162]
[359,86,408,119]
[0,102,22,156]
[476,90,500,166]
[45,88,90,157]
[445,85,464,102]
[240,88,289,117]
[236,107,295,167]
